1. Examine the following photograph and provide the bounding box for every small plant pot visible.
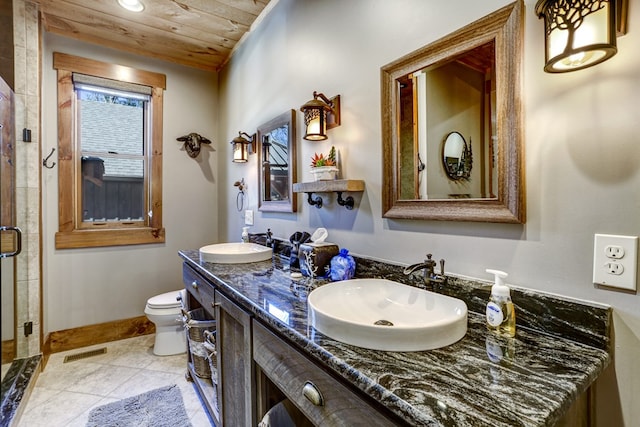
[310,166,339,181]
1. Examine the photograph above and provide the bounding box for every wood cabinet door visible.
[215,290,255,427]
[253,321,401,426]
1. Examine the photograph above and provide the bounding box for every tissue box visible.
[299,242,339,278]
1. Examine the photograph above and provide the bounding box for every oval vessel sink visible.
[199,242,272,264]
[308,279,467,351]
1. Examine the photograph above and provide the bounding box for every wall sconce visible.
[230,132,255,163]
[535,0,627,73]
[299,91,341,141]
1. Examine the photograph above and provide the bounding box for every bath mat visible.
[86,384,192,427]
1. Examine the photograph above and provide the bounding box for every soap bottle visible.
[241,227,249,243]
[485,269,515,337]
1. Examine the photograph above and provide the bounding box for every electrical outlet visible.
[593,234,638,291]
[604,262,624,275]
[605,245,625,259]
[244,209,254,226]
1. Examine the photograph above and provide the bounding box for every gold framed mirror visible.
[257,109,297,212]
[381,1,524,223]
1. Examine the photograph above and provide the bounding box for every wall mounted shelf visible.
[293,179,365,210]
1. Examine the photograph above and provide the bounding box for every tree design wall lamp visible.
[535,0,628,73]
[300,92,341,141]
[230,132,255,163]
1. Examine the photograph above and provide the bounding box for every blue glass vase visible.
[330,249,356,281]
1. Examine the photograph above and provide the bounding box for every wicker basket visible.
[203,330,218,385]
[183,308,217,379]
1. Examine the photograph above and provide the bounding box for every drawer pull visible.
[191,281,198,289]
[302,381,324,406]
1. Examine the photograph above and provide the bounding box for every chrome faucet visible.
[248,228,274,248]
[403,254,447,288]
[265,228,273,248]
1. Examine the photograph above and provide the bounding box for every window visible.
[76,81,147,226]
[54,53,166,248]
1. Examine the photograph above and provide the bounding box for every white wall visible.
[218,0,640,425]
[41,34,219,333]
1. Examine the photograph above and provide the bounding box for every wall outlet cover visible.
[593,234,638,291]
[244,209,254,226]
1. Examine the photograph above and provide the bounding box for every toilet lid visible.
[147,290,183,309]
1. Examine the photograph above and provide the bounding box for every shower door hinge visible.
[23,321,33,336]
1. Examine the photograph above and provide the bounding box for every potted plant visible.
[310,146,338,181]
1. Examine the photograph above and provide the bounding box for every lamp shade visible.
[300,92,340,141]
[232,141,248,162]
[536,0,617,73]
[301,98,331,141]
[230,132,254,163]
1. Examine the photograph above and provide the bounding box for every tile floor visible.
[17,335,213,426]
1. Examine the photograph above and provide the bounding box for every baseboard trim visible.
[2,339,15,365]
[43,316,155,355]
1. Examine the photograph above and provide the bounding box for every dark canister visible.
[299,242,339,278]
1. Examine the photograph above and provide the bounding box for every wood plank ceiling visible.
[34,0,272,71]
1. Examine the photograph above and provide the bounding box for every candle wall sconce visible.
[300,91,341,141]
[230,131,256,163]
[535,0,628,73]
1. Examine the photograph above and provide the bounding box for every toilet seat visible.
[146,290,182,309]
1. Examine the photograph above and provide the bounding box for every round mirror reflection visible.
[442,132,472,181]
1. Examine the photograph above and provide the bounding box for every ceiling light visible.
[118,0,144,12]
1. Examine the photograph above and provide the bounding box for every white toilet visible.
[144,290,187,356]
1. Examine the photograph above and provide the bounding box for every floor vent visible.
[63,347,107,363]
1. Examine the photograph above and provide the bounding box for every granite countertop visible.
[179,249,610,427]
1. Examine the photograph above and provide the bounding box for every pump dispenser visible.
[241,227,249,243]
[485,269,516,337]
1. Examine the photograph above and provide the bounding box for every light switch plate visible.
[593,234,638,291]
[244,209,254,226]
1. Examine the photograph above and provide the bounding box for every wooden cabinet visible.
[182,265,219,425]
[253,321,401,426]
[184,262,401,426]
[214,290,256,427]
[183,264,256,427]
[183,263,215,310]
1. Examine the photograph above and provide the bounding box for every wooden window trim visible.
[53,53,166,249]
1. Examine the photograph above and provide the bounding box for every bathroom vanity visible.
[180,248,611,426]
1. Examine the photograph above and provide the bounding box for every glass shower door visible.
[1,76,20,374]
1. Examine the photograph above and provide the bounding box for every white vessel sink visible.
[308,278,467,351]
[199,242,272,264]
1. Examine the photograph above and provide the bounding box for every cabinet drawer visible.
[253,321,399,426]
[182,264,216,311]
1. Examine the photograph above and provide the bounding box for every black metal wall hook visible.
[306,193,323,209]
[336,192,355,210]
[43,148,56,169]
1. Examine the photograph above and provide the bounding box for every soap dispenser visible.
[241,226,249,243]
[485,269,516,337]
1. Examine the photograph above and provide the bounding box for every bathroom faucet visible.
[403,254,447,288]
[248,228,274,248]
[265,228,273,248]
